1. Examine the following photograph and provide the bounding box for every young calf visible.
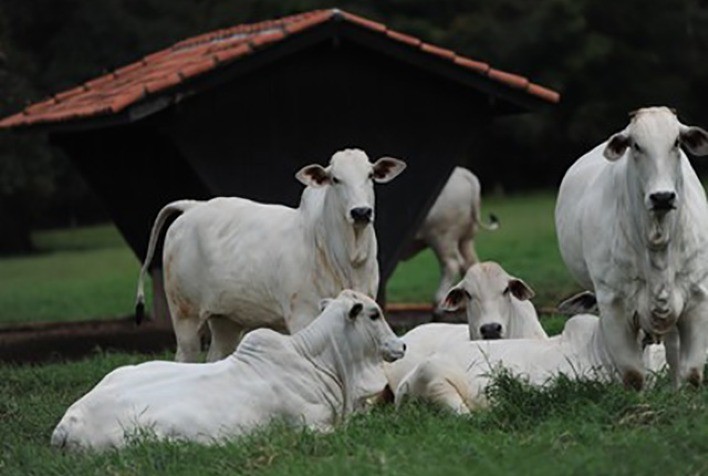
[395,314,666,414]
[51,290,405,451]
[384,262,547,397]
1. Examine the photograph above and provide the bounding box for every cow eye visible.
[368,172,374,180]
[502,286,510,295]
[674,139,680,149]
[369,310,380,320]
[633,142,642,153]
[332,176,341,184]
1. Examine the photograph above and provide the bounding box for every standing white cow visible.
[555,107,708,389]
[394,314,668,414]
[51,290,406,451]
[383,261,548,396]
[402,167,499,314]
[135,149,406,362]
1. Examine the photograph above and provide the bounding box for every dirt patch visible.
[0,305,461,364]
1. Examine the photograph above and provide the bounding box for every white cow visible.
[135,149,406,362]
[401,167,498,314]
[51,290,406,451]
[555,107,708,389]
[383,261,548,397]
[395,314,668,414]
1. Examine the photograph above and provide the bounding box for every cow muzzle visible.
[648,191,677,212]
[480,323,503,340]
[350,207,373,225]
[381,338,406,362]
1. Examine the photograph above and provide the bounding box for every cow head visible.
[296,149,406,227]
[603,107,708,217]
[321,290,406,363]
[441,262,535,340]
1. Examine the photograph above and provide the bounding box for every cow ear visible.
[372,157,407,183]
[319,298,333,312]
[349,302,363,319]
[603,132,630,161]
[441,284,470,312]
[557,291,597,315]
[296,164,330,187]
[679,126,708,156]
[507,278,535,301]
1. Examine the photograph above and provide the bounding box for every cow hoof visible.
[623,369,644,391]
[687,368,702,388]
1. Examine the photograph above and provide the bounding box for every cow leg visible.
[663,327,681,389]
[206,317,243,362]
[430,236,464,316]
[171,316,203,363]
[459,236,479,271]
[598,302,645,390]
[676,311,708,387]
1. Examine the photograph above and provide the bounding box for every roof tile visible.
[250,30,286,48]
[420,43,456,61]
[110,87,146,112]
[283,10,334,34]
[179,57,218,80]
[213,43,252,64]
[385,29,422,48]
[488,69,529,90]
[0,8,559,128]
[453,56,490,74]
[340,11,387,32]
[526,83,560,103]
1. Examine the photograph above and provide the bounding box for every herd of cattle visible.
[52,106,708,450]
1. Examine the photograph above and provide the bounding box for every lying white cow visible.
[402,167,498,314]
[395,314,667,414]
[555,107,708,389]
[135,149,406,362]
[384,261,548,397]
[51,290,406,451]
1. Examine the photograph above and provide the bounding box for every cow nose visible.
[350,207,373,224]
[480,323,503,340]
[649,191,676,210]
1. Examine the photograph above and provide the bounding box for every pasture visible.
[1,190,706,474]
[0,191,577,325]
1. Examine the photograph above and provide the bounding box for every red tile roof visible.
[0,9,560,129]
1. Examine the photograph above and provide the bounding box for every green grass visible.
[0,191,577,325]
[1,350,706,475]
[0,224,147,325]
[1,193,706,474]
[388,191,581,308]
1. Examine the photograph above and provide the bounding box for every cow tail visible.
[135,199,201,325]
[468,173,499,231]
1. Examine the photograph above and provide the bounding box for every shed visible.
[0,9,559,319]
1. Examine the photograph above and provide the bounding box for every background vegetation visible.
[2,0,708,252]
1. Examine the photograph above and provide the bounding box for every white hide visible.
[51,291,405,451]
[395,314,668,414]
[135,149,406,362]
[403,167,498,313]
[555,107,708,389]
[384,262,548,396]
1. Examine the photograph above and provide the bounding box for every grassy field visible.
[1,191,707,474]
[1,350,706,475]
[0,191,579,325]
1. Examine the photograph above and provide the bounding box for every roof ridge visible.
[173,9,335,51]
